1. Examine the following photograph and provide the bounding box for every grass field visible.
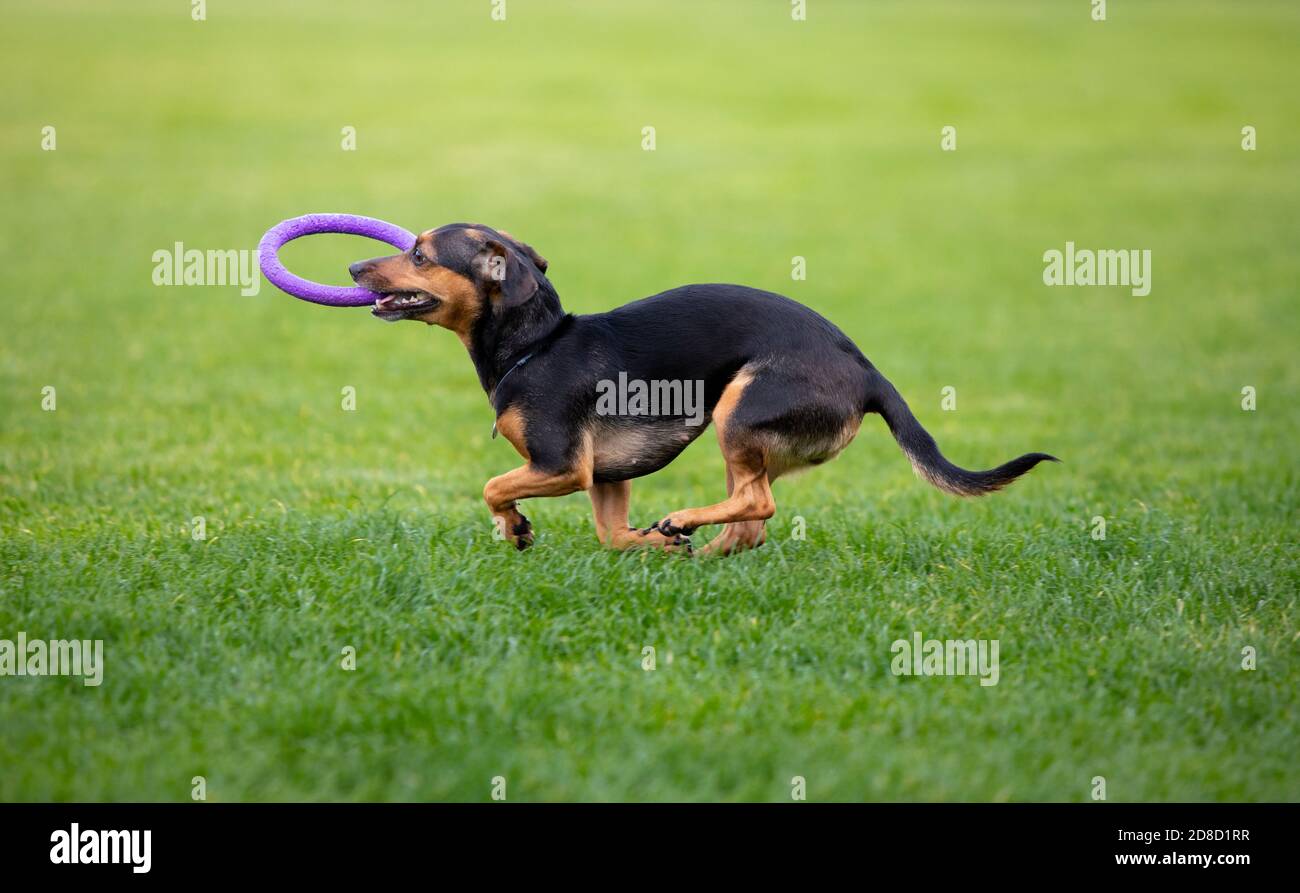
[1,0,1296,801]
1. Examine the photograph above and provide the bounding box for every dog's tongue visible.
[375,294,396,309]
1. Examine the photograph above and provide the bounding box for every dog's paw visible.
[494,510,533,550]
[629,525,692,554]
[642,516,697,538]
[511,513,534,550]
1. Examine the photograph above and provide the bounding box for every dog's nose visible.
[348,260,372,282]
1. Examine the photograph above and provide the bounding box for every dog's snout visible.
[348,260,373,282]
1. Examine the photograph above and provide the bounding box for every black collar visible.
[490,351,534,439]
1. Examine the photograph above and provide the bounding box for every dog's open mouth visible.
[372,290,440,320]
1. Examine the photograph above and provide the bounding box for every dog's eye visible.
[412,247,425,265]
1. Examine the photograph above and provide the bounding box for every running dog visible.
[350,224,1057,556]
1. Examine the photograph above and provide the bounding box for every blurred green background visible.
[0,0,1296,800]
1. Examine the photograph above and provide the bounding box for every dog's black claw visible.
[654,518,696,537]
[509,513,533,550]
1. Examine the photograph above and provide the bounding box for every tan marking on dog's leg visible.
[590,480,691,552]
[494,406,530,461]
[655,454,773,533]
[711,367,754,441]
[589,480,631,544]
[699,467,767,555]
[484,437,593,550]
[699,519,767,556]
[648,370,775,537]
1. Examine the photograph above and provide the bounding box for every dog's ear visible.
[473,239,539,309]
[497,230,548,274]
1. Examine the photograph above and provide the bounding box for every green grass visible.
[1,0,1296,801]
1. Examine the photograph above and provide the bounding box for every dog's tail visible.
[866,368,1058,497]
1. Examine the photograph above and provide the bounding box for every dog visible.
[349,223,1057,556]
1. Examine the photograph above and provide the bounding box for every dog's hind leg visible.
[646,448,773,538]
[646,370,776,539]
[698,467,767,556]
[646,358,867,547]
[590,480,692,552]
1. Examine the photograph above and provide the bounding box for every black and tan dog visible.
[350,224,1056,556]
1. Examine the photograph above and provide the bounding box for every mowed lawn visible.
[0,0,1296,801]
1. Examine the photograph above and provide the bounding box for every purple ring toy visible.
[258,213,416,307]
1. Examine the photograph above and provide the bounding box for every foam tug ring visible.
[258,213,415,306]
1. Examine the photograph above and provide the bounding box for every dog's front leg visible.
[484,463,591,550]
[589,480,692,553]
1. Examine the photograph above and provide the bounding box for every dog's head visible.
[349,223,550,338]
